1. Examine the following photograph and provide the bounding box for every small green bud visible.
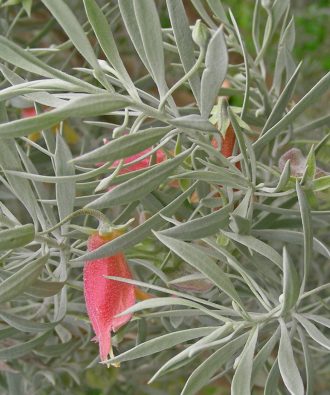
[192,19,210,49]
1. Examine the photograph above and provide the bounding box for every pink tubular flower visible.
[98,138,166,174]
[83,231,135,363]
[21,107,37,118]
[112,148,166,174]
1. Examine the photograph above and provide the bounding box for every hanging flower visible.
[83,230,135,363]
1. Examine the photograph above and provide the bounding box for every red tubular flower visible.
[211,124,241,170]
[83,231,135,363]
[221,124,241,170]
[21,107,37,118]
[220,124,236,158]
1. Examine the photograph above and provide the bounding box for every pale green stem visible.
[131,113,147,133]
[158,48,205,112]
[6,8,24,38]
[113,108,129,137]
[39,208,110,235]
[299,283,330,300]
[95,160,123,192]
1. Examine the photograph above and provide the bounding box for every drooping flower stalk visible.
[84,230,135,363]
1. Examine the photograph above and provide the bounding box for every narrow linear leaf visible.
[86,150,191,209]
[72,184,196,261]
[294,114,330,135]
[264,359,280,395]
[169,114,218,132]
[222,231,283,269]
[0,331,50,361]
[206,0,229,24]
[16,145,59,229]
[301,145,316,185]
[278,319,304,395]
[0,224,34,251]
[303,314,330,329]
[297,326,314,395]
[133,0,168,98]
[228,108,251,179]
[160,203,232,240]
[106,277,226,318]
[41,0,104,73]
[26,280,65,298]
[83,0,139,99]
[201,26,228,118]
[296,181,312,295]
[181,334,248,395]
[203,238,273,311]
[72,126,171,164]
[106,327,217,365]
[175,170,249,189]
[295,314,330,351]
[0,253,49,304]
[154,232,243,308]
[252,328,280,381]
[0,78,85,103]
[22,0,33,16]
[0,312,60,333]
[229,10,250,118]
[129,259,168,284]
[0,64,67,108]
[281,247,300,314]
[166,0,201,106]
[252,229,329,259]
[149,325,234,384]
[116,296,221,321]
[261,62,302,134]
[313,175,330,192]
[254,71,330,150]
[0,140,40,225]
[191,0,217,29]
[118,0,153,78]
[274,160,291,192]
[0,94,131,139]
[35,340,82,358]
[231,326,259,395]
[0,36,99,92]
[54,134,75,225]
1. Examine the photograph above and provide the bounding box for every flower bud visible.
[192,20,210,49]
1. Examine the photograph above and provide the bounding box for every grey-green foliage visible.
[0,0,329,394]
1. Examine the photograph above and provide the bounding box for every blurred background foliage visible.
[0,1,329,394]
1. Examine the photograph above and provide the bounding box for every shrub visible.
[0,1,329,394]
